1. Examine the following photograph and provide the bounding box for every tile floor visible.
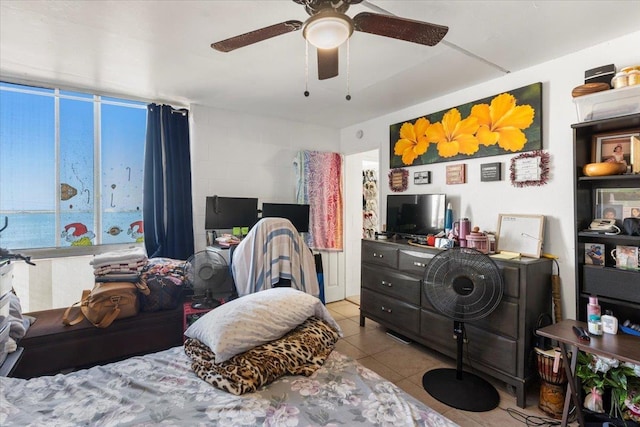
[327,299,577,427]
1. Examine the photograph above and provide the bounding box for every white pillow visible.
[184,287,342,363]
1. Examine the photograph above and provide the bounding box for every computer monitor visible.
[205,196,258,230]
[261,203,310,232]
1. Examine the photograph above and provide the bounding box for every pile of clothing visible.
[90,247,148,283]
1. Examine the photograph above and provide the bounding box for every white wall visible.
[189,105,345,302]
[340,31,640,320]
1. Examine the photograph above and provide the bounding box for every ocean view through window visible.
[0,82,146,253]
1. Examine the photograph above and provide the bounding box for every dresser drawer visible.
[419,309,456,352]
[472,299,519,339]
[420,309,517,376]
[361,289,420,335]
[398,248,435,275]
[362,241,398,269]
[421,294,518,339]
[500,265,520,299]
[362,264,421,304]
[466,323,517,376]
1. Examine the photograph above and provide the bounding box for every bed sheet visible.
[1,346,458,426]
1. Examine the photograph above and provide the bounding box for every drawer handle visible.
[380,280,392,287]
[413,261,425,267]
[380,306,392,313]
[373,252,384,258]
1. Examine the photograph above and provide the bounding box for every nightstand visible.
[183,302,214,333]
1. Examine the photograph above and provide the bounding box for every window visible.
[0,82,147,253]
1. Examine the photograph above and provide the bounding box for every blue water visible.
[0,211,144,250]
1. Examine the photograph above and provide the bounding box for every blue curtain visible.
[143,104,194,259]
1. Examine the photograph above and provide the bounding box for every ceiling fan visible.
[211,0,448,81]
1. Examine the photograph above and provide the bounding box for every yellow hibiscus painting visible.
[389,82,541,167]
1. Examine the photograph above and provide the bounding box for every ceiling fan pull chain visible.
[304,40,310,97]
[346,38,351,101]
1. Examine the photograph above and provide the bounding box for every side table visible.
[183,302,215,334]
[537,319,640,427]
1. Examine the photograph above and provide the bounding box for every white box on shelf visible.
[573,85,640,122]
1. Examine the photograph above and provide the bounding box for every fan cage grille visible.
[423,248,503,322]
[184,250,234,299]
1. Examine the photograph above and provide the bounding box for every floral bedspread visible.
[1,347,458,426]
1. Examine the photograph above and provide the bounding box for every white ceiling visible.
[1,0,638,129]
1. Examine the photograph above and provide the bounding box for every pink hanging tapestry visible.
[295,150,343,251]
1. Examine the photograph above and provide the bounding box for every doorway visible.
[344,149,379,305]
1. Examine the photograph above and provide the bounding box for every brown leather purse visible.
[63,282,149,328]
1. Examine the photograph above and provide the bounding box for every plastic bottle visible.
[587,296,602,335]
[444,203,453,234]
[601,310,618,334]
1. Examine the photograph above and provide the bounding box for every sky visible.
[0,83,146,213]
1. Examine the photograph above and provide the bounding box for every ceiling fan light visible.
[304,14,353,49]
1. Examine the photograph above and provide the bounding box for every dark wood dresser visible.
[360,239,552,408]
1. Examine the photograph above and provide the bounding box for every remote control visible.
[573,326,591,342]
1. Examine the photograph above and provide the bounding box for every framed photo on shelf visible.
[584,243,605,266]
[592,130,639,164]
[595,188,640,221]
[612,245,639,270]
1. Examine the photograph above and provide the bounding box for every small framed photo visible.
[632,136,640,173]
[612,245,639,270]
[592,130,639,164]
[584,243,605,266]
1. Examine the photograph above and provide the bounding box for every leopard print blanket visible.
[184,316,340,395]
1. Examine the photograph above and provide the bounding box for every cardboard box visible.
[585,64,615,87]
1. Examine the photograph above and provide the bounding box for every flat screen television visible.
[386,194,446,238]
[261,203,310,232]
[205,196,258,230]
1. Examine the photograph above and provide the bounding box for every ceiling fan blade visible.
[317,47,339,80]
[212,20,303,52]
[353,12,448,46]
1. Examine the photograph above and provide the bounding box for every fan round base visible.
[422,368,499,412]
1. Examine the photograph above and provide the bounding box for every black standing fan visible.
[421,247,503,412]
[184,250,237,309]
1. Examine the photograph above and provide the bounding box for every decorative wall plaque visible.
[510,150,549,187]
[446,164,466,185]
[414,171,431,185]
[388,168,408,192]
[481,162,502,182]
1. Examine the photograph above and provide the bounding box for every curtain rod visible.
[0,75,190,110]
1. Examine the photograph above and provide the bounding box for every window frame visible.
[0,81,148,259]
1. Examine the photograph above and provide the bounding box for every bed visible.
[1,288,457,426]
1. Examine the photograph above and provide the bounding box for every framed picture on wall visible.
[446,164,466,184]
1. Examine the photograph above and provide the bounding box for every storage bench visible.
[12,304,183,378]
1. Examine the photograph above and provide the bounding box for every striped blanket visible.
[231,218,319,297]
